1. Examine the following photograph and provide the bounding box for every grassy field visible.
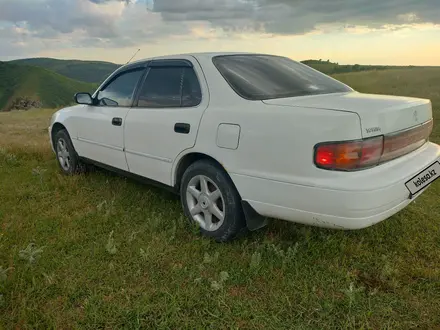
[0,69,439,329]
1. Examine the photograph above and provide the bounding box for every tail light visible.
[314,120,433,171]
[314,137,384,171]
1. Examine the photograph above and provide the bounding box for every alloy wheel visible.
[186,175,226,231]
[56,138,71,171]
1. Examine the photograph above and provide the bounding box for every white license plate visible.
[405,161,440,196]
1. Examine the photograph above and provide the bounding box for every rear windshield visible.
[212,55,352,100]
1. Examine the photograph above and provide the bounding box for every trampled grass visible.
[0,69,439,329]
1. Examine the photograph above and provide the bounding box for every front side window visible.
[136,66,202,108]
[213,55,353,100]
[97,69,144,107]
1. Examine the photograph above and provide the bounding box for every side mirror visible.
[75,92,93,105]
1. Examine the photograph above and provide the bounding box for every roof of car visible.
[126,51,265,66]
[155,51,260,58]
[104,52,260,82]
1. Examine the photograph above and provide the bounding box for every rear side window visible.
[136,67,201,108]
[213,55,352,100]
[181,68,202,107]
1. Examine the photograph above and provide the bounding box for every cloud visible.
[149,0,440,34]
[0,0,126,38]
[0,0,193,49]
[0,0,439,59]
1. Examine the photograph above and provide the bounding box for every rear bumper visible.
[231,142,440,229]
[246,197,415,229]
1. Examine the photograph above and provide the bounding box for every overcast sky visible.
[1,0,439,65]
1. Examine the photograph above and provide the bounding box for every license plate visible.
[405,161,440,196]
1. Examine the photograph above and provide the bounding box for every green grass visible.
[0,62,96,111]
[9,58,120,84]
[0,69,440,329]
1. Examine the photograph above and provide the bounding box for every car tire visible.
[54,129,85,175]
[180,159,246,242]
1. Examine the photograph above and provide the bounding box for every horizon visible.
[5,55,440,68]
[1,0,440,66]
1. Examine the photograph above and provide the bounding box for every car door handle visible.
[112,117,122,126]
[174,123,190,134]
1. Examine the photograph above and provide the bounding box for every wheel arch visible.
[51,122,67,150]
[173,152,227,190]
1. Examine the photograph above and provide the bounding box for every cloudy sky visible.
[1,0,439,65]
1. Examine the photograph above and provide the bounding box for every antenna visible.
[126,48,141,65]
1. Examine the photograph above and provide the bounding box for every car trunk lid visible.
[263,92,433,137]
[263,92,434,165]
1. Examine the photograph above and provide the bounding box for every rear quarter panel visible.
[183,54,364,188]
[195,102,363,185]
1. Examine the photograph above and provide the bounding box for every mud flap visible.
[241,201,269,231]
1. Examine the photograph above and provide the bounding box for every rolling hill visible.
[0,62,96,111]
[3,56,438,113]
[301,59,419,75]
[9,57,420,84]
[9,57,401,84]
[10,58,119,84]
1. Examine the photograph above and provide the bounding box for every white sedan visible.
[49,52,440,241]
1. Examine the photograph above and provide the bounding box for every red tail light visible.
[315,137,383,171]
[314,120,433,171]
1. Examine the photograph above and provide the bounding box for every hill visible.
[302,59,416,75]
[9,57,415,83]
[10,58,119,84]
[0,62,96,111]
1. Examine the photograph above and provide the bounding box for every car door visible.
[124,58,208,185]
[75,66,146,171]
